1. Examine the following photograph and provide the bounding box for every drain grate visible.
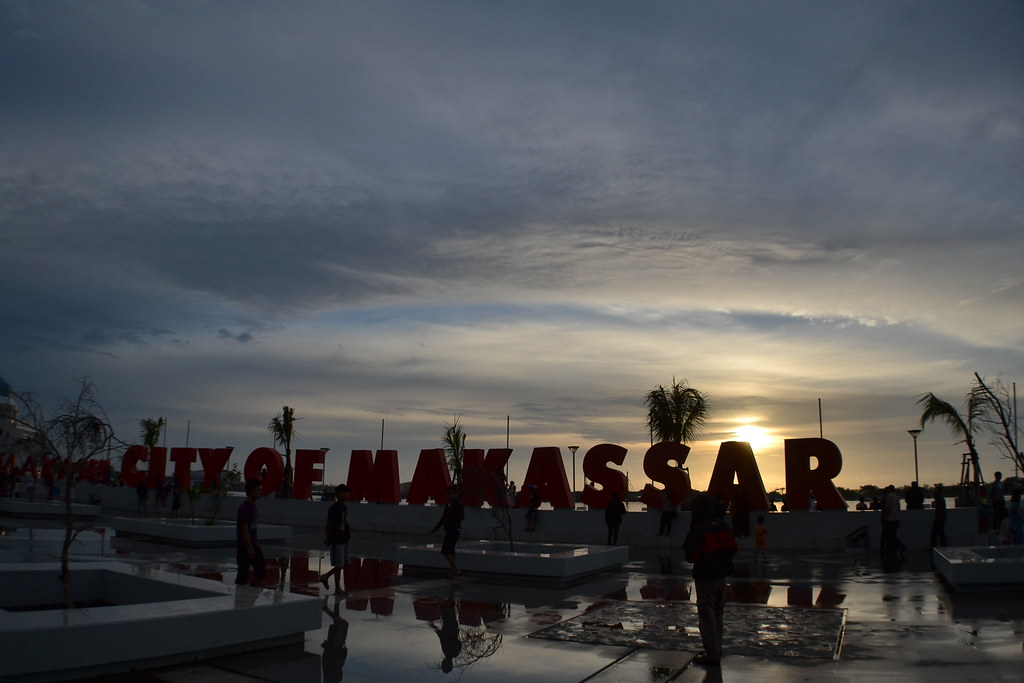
[529,601,846,659]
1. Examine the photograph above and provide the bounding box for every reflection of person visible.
[930,483,947,548]
[683,493,738,667]
[321,484,350,594]
[321,597,349,683]
[235,479,266,585]
[605,492,626,545]
[430,485,464,579]
[432,593,462,674]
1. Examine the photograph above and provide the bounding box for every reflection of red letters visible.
[169,447,196,490]
[120,444,149,487]
[346,450,401,504]
[706,442,771,511]
[784,438,847,510]
[243,447,283,497]
[292,448,325,500]
[406,449,453,504]
[640,442,692,509]
[462,448,513,507]
[581,443,628,509]
[520,447,574,509]
[197,447,233,491]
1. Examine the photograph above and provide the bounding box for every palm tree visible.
[644,378,710,444]
[916,391,984,485]
[268,406,300,496]
[442,414,466,487]
[139,417,164,451]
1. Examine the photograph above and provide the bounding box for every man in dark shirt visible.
[321,484,350,594]
[683,493,738,666]
[430,485,464,579]
[235,478,266,585]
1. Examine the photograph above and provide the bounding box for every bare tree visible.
[971,372,1022,473]
[11,378,121,608]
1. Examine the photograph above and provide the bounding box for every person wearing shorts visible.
[321,484,350,594]
[430,485,464,579]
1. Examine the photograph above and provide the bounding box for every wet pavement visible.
[2,526,1023,682]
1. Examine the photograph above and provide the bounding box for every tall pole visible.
[908,429,921,482]
[818,398,823,439]
[568,445,579,495]
[380,419,384,451]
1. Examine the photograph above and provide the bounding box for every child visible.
[754,514,768,562]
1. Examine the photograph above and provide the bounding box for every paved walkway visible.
[2,526,1022,681]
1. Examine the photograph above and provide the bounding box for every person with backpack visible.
[683,493,738,667]
[430,485,464,579]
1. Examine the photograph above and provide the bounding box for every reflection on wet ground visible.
[3,527,1023,681]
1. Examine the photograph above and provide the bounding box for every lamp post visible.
[568,446,579,495]
[908,429,922,482]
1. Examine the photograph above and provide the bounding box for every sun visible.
[733,424,773,451]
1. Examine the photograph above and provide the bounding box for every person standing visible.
[988,471,1006,531]
[930,483,947,548]
[658,489,677,536]
[321,484,350,594]
[430,485,464,579]
[1009,489,1023,546]
[881,484,905,557]
[525,485,541,532]
[754,514,768,562]
[683,493,738,667]
[136,479,148,516]
[605,492,626,545]
[235,479,266,586]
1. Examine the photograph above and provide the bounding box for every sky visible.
[2,1,1022,494]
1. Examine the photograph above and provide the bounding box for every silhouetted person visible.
[754,514,768,562]
[930,483,947,548]
[880,484,905,559]
[730,490,750,537]
[605,492,625,544]
[856,496,868,511]
[658,489,677,536]
[525,485,540,531]
[684,493,738,667]
[989,471,1006,530]
[430,485,464,579]
[321,484,350,594]
[235,479,266,585]
[905,481,925,510]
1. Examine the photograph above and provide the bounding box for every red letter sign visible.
[198,447,234,492]
[784,438,847,510]
[120,444,149,488]
[169,447,197,491]
[406,449,453,504]
[347,450,402,504]
[706,441,771,511]
[581,443,628,509]
[292,448,325,500]
[640,441,692,509]
[462,448,513,507]
[520,447,574,509]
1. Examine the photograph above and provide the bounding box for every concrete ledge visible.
[933,545,1024,591]
[0,498,101,523]
[110,517,292,547]
[397,540,628,583]
[0,562,321,681]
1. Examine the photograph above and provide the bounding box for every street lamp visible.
[568,446,579,495]
[908,429,922,482]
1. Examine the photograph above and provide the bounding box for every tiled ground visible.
[2,526,1023,682]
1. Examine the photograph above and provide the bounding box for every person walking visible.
[683,493,738,667]
[321,484,351,594]
[605,492,626,545]
[235,479,266,586]
[930,483,947,548]
[430,485,464,579]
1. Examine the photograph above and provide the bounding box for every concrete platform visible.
[397,540,629,583]
[0,498,101,523]
[933,545,1024,591]
[110,516,292,547]
[0,562,321,681]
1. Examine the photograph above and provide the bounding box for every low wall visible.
[73,483,981,552]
